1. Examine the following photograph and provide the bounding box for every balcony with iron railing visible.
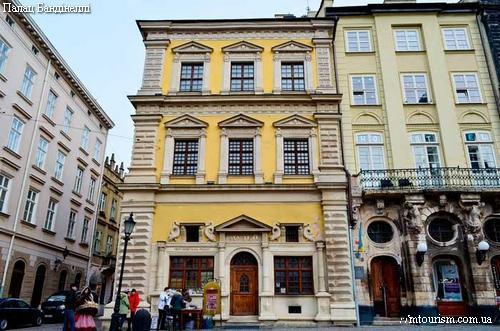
[359,166,500,192]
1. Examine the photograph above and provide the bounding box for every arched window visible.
[428,218,455,243]
[31,265,46,307]
[8,260,25,298]
[356,133,385,171]
[367,221,394,243]
[484,218,500,243]
[58,270,68,291]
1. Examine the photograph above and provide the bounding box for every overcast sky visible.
[21,0,455,168]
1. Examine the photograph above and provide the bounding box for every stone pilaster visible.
[313,38,336,94]
[138,40,169,95]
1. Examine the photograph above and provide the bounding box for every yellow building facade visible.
[111,18,357,324]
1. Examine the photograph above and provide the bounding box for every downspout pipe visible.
[331,15,360,326]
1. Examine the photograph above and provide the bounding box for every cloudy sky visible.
[21,0,455,167]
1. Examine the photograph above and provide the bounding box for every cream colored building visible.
[0,0,113,306]
[319,0,500,324]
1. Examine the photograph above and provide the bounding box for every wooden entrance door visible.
[434,258,467,316]
[370,256,401,317]
[230,252,258,316]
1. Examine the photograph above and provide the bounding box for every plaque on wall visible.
[354,266,365,279]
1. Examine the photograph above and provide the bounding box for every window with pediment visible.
[272,41,313,93]
[222,41,263,94]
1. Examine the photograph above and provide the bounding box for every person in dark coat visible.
[132,309,152,331]
[170,290,184,329]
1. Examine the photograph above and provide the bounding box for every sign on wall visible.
[203,281,221,315]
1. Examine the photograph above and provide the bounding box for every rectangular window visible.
[20,65,36,98]
[73,167,84,194]
[0,175,10,213]
[172,140,198,175]
[453,73,481,103]
[274,256,313,295]
[230,62,254,91]
[281,62,305,91]
[401,74,430,104]
[44,199,57,231]
[81,217,90,243]
[442,28,470,50]
[81,126,90,150]
[351,75,377,105]
[7,117,24,152]
[465,132,497,169]
[63,107,73,133]
[105,235,113,255]
[228,139,254,175]
[185,225,200,242]
[45,90,57,118]
[356,133,385,170]
[93,230,101,253]
[99,192,107,211]
[285,226,300,243]
[394,29,421,51]
[54,150,66,180]
[180,63,203,92]
[0,38,10,74]
[66,210,77,239]
[88,177,96,201]
[169,257,214,289]
[345,30,372,52]
[23,189,37,223]
[35,137,49,169]
[283,139,310,175]
[93,139,102,160]
[410,133,441,168]
[110,199,117,220]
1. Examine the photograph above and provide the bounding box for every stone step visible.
[372,317,402,326]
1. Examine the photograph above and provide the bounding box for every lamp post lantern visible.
[109,213,136,331]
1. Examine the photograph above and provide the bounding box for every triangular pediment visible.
[218,114,263,128]
[222,41,264,53]
[215,215,272,232]
[171,41,213,54]
[271,40,313,53]
[273,114,317,128]
[165,114,208,129]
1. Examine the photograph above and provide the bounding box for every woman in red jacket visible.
[128,289,140,329]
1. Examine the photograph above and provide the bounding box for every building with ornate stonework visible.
[104,17,357,325]
[319,0,500,324]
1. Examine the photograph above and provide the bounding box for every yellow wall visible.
[153,202,323,242]
[162,39,317,94]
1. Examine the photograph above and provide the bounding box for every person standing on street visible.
[118,290,130,330]
[128,289,140,330]
[62,283,78,331]
[156,287,168,330]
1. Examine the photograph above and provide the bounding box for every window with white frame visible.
[44,199,57,231]
[23,189,37,223]
[410,133,441,168]
[345,30,372,52]
[66,210,77,239]
[81,217,90,243]
[88,177,96,202]
[453,73,481,103]
[63,107,73,133]
[351,75,377,105]
[7,117,24,153]
[93,139,102,160]
[284,138,310,175]
[45,90,57,118]
[442,28,470,50]
[0,175,10,213]
[73,167,84,194]
[394,29,421,51]
[231,62,254,92]
[54,150,66,180]
[81,126,90,150]
[180,63,203,92]
[35,137,48,169]
[93,230,102,254]
[105,235,113,255]
[464,132,497,169]
[172,139,198,175]
[20,65,36,98]
[0,38,10,74]
[356,133,385,170]
[99,192,107,211]
[228,139,254,175]
[401,74,430,104]
[110,199,117,220]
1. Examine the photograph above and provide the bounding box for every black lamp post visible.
[109,213,136,331]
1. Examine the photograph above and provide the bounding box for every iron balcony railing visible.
[359,167,500,191]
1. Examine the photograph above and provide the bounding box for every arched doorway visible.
[31,265,46,307]
[230,252,258,316]
[8,260,25,298]
[74,273,82,289]
[370,256,401,317]
[432,256,467,316]
[58,270,68,291]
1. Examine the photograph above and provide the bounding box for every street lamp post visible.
[109,213,136,331]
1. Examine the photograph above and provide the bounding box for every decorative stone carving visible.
[270,224,281,241]
[439,194,447,207]
[168,222,181,242]
[204,222,216,242]
[460,201,485,236]
[376,199,385,215]
[303,224,315,242]
[312,222,323,241]
[403,202,422,235]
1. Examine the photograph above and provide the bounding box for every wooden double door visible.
[230,252,258,316]
[370,256,401,317]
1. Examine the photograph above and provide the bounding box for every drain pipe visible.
[331,16,360,327]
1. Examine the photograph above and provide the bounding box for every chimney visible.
[110,153,116,168]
